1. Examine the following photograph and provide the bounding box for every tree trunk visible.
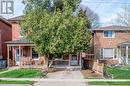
[43,54,49,69]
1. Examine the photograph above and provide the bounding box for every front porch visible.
[49,53,82,70]
[49,53,94,70]
[5,39,46,69]
[5,39,94,70]
[118,41,130,65]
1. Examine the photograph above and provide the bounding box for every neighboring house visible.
[92,25,130,65]
[0,16,12,60]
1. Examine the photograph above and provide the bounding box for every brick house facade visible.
[92,25,130,65]
[6,16,83,69]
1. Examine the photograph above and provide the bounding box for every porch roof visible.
[5,38,32,44]
[5,38,34,46]
[118,40,130,46]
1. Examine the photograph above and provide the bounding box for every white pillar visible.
[126,46,129,65]
[19,46,21,66]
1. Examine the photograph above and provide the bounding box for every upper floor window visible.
[104,31,115,38]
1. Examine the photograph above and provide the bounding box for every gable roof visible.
[92,25,130,31]
[8,15,24,21]
[0,16,11,26]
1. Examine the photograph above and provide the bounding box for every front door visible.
[15,49,22,65]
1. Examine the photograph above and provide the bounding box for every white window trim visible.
[100,48,117,60]
[103,31,115,38]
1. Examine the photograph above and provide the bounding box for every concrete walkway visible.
[34,70,87,86]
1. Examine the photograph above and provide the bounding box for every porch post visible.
[69,54,71,66]
[79,52,82,70]
[7,45,10,67]
[12,46,15,66]
[126,46,129,65]
[30,46,32,59]
[19,45,21,66]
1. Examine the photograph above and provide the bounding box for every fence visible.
[92,60,104,77]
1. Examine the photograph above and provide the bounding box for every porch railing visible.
[50,59,69,66]
[20,57,45,69]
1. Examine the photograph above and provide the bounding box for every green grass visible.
[105,66,130,79]
[0,80,33,84]
[0,69,47,78]
[88,81,130,86]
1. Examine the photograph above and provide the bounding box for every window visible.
[104,31,115,38]
[32,48,38,59]
[104,48,114,59]
[100,48,115,59]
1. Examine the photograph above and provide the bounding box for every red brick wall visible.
[11,22,21,40]
[100,60,118,65]
[94,30,130,64]
[0,21,12,59]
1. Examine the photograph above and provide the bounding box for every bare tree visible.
[79,5,100,29]
[116,5,130,27]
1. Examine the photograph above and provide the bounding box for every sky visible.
[1,0,130,26]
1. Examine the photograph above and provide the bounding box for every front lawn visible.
[0,80,33,84]
[88,81,130,86]
[105,66,130,79]
[0,69,7,73]
[0,69,47,78]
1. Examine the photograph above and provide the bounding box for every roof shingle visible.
[92,25,130,31]
[5,38,32,44]
[8,15,24,21]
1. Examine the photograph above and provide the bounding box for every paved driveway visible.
[34,70,87,86]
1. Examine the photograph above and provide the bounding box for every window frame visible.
[100,48,116,60]
[103,31,115,38]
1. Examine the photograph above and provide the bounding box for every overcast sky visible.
[1,0,130,26]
